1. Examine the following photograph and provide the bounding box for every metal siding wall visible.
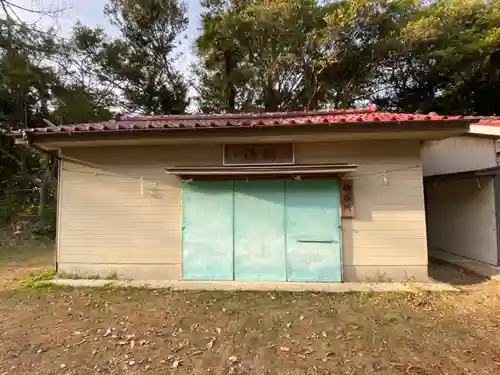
[422,136,497,177]
[58,139,427,281]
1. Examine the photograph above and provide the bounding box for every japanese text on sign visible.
[341,179,354,217]
[224,143,294,165]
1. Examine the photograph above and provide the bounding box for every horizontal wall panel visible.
[342,230,426,240]
[61,206,180,216]
[59,216,180,226]
[371,211,426,222]
[58,263,181,280]
[342,221,426,232]
[61,237,180,247]
[60,221,180,232]
[59,231,179,239]
[60,250,181,264]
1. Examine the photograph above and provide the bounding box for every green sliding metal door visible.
[182,181,234,280]
[285,179,342,282]
[182,179,342,282]
[234,180,286,281]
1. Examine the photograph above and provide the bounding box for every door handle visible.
[296,240,336,244]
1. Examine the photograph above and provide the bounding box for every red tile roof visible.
[12,105,472,137]
[476,117,500,126]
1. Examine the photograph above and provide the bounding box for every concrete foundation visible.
[48,279,458,292]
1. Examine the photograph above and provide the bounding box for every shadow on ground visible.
[428,257,489,286]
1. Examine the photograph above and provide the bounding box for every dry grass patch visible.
[0,244,499,375]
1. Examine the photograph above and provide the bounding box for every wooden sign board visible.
[223,143,294,165]
[340,179,355,217]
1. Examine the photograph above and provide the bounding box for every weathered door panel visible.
[182,181,234,280]
[234,180,287,281]
[285,179,342,282]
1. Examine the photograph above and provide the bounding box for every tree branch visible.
[3,0,69,16]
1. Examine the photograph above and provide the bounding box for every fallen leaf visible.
[279,346,290,352]
[128,360,136,366]
[130,340,135,349]
[322,331,328,338]
[206,337,216,349]
[104,328,111,337]
[299,315,305,320]
[229,355,239,364]
[172,360,182,368]
[215,327,222,335]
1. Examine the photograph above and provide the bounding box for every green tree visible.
[73,0,189,115]
[374,0,500,115]
[195,0,422,112]
[0,14,111,235]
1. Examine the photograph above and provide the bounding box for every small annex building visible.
[422,118,500,268]
[10,107,477,284]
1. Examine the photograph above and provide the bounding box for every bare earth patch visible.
[0,244,499,375]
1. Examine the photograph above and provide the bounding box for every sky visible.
[7,0,203,71]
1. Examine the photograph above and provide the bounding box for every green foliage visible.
[0,13,111,240]
[21,268,56,289]
[73,0,189,115]
[374,0,500,114]
[196,0,500,115]
[32,200,57,239]
[105,270,119,280]
[58,272,102,280]
[195,0,418,111]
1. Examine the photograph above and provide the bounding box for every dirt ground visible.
[0,243,499,375]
